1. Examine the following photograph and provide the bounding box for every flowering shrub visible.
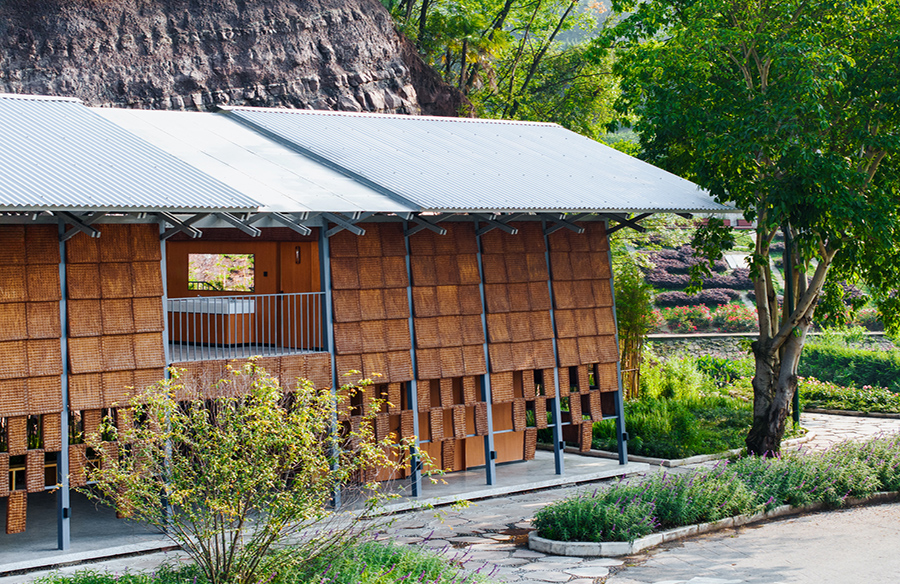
[799,377,900,413]
[712,303,757,332]
[855,308,884,331]
[662,305,713,332]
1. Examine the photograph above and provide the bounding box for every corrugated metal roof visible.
[0,94,259,212]
[94,108,416,215]
[223,107,732,214]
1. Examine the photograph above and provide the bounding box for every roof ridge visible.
[0,93,82,103]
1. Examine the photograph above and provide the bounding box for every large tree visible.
[600,0,900,453]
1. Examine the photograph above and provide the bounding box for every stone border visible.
[528,491,900,557]
[805,408,900,420]
[549,431,814,467]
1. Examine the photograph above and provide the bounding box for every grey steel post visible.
[541,219,565,475]
[402,222,423,496]
[57,220,71,551]
[159,222,174,523]
[318,218,341,508]
[605,220,628,464]
[473,220,497,485]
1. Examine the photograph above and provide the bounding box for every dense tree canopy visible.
[598,0,900,453]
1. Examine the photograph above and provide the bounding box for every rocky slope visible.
[0,0,467,115]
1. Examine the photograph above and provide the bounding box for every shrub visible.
[855,308,884,331]
[649,256,691,273]
[661,305,712,333]
[645,268,690,289]
[799,377,900,413]
[695,354,754,386]
[657,289,740,307]
[798,343,900,391]
[712,303,757,332]
[639,357,710,400]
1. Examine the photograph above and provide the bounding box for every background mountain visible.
[0,0,467,115]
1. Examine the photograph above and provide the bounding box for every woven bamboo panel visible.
[379,223,407,256]
[478,228,503,255]
[415,348,441,380]
[491,371,514,403]
[26,450,44,492]
[358,289,386,321]
[83,409,102,440]
[452,223,479,255]
[439,377,454,407]
[362,352,388,381]
[27,302,61,339]
[568,253,591,281]
[27,339,62,377]
[27,376,62,413]
[0,454,8,497]
[592,254,612,280]
[528,282,552,312]
[7,416,27,455]
[335,353,363,378]
[357,228,383,258]
[578,365,591,393]
[0,303,26,340]
[332,290,362,323]
[387,382,402,414]
[437,316,462,345]
[530,311,553,340]
[597,335,618,363]
[462,344,486,376]
[433,230,456,256]
[513,399,527,432]
[524,427,537,460]
[410,256,437,287]
[589,390,603,420]
[6,490,26,534]
[375,413,391,442]
[474,402,488,435]
[488,342,513,373]
[69,444,88,488]
[533,339,555,369]
[416,379,431,411]
[409,229,435,256]
[570,229,591,252]
[0,340,27,379]
[98,225,133,263]
[525,253,548,282]
[506,257,529,284]
[359,257,386,288]
[400,409,415,438]
[102,370,135,408]
[132,297,164,333]
[334,322,362,355]
[280,355,307,386]
[486,313,510,343]
[522,369,536,400]
[452,405,466,438]
[434,256,460,286]
[98,263,133,299]
[441,439,456,471]
[128,224,160,262]
[511,341,534,370]
[26,265,61,302]
[330,258,361,290]
[385,319,411,352]
[360,320,386,353]
[595,307,615,335]
[412,287,438,318]
[552,281,575,310]
[0,225,25,265]
[382,256,409,288]
[569,392,582,423]
[306,353,333,390]
[460,315,484,346]
[456,254,479,285]
[592,280,613,307]
[542,369,556,398]
[0,265,26,303]
[509,311,533,342]
[574,308,598,338]
[463,376,479,403]
[43,413,62,451]
[67,299,102,337]
[440,346,465,378]
[569,281,592,309]
[383,289,409,320]
[330,229,358,257]
[133,333,165,369]
[133,368,165,394]
[101,441,120,471]
[0,379,25,417]
[480,253,507,285]
[557,338,579,368]
[69,373,102,410]
[597,362,619,392]
[429,408,444,441]
[548,252,573,280]
[458,285,482,315]
[484,284,510,313]
[585,222,608,251]
[507,283,531,313]
[580,421,593,452]
[66,231,100,263]
[435,286,461,316]
[387,350,413,383]
[558,367,571,394]
[534,397,547,429]
[66,264,101,299]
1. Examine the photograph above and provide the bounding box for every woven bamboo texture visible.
[440,346,464,378]
[475,402,488,436]
[0,303,25,341]
[0,379,25,417]
[330,258,360,290]
[362,352,388,383]
[69,373,103,410]
[69,444,88,488]
[463,376,479,403]
[596,362,618,391]
[100,335,135,371]
[534,397,548,429]
[484,284,510,313]
[0,265,26,303]
[488,343,513,373]
[375,414,391,442]
[360,320,385,353]
[429,408,444,441]
[97,263,133,299]
[416,348,441,380]
[511,341,535,370]
[383,289,409,320]
[589,390,603,420]
[27,301,62,339]
[458,285,482,315]
[452,405,467,439]
[559,367,571,394]
[334,322,362,355]
[7,416,27,456]
[412,287,438,318]
[487,313,510,343]
[0,225,25,265]
[132,297,164,332]
[415,317,440,349]
[441,439,456,471]
[435,256,461,286]
[411,256,436,286]
[6,490,26,534]
[83,409,102,440]
[580,421,592,452]
[462,344,486,376]
[27,265,61,302]
[542,369,556,398]
[387,350,413,383]
[26,450,44,492]
[0,340,26,380]
[332,290,362,323]
[439,378,454,407]
[458,315,481,346]
[557,338,579,368]
[597,335,618,363]
[359,258,385,288]
[27,340,62,378]
[400,410,415,438]
[103,370,135,407]
[524,428,538,460]
[23,225,58,264]
[306,353,333,389]
[0,454,8,497]
[578,365,591,393]
[416,379,431,411]
[522,369,536,400]
[507,283,531,313]
[491,372,514,403]
[359,289,386,321]
[568,393,582,423]
[593,280,613,307]
[43,413,62,451]
[382,256,409,288]
[388,383,402,414]
[513,399,527,432]
[480,254,507,284]
[27,375,62,413]
[435,286,462,316]
[116,407,133,433]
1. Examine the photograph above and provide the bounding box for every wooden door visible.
[278,242,322,350]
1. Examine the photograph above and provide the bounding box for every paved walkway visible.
[5,412,900,584]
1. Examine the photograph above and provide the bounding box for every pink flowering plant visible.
[712,303,757,332]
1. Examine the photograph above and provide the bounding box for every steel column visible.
[318,219,341,508]
[473,220,497,485]
[56,220,71,551]
[605,221,629,464]
[402,222,423,496]
[541,219,566,475]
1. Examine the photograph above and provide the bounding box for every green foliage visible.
[615,257,656,398]
[695,355,754,388]
[83,363,414,584]
[798,343,900,392]
[639,357,708,400]
[35,566,206,584]
[799,377,900,414]
[537,435,900,542]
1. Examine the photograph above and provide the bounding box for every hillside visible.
[0,0,466,115]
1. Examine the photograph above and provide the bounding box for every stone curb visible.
[805,408,900,420]
[0,541,179,577]
[528,491,900,557]
[551,431,814,467]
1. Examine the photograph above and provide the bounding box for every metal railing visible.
[167,292,325,362]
